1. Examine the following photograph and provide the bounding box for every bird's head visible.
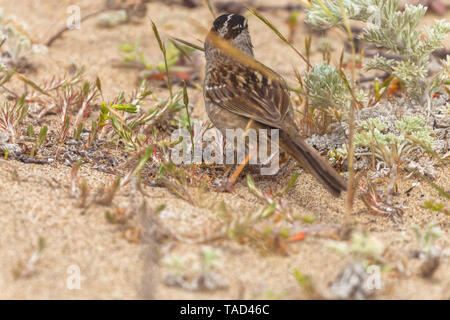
[206,13,254,57]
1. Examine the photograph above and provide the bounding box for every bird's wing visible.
[204,62,291,129]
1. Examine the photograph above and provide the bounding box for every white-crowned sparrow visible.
[203,13,346,196]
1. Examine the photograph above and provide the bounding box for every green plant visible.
[303,63,351,110]
[200,246,222,273]
[105,22,196,150]
[100,82,187,150]
[327,231,383,262]
[353,116,434,167]
[0,94,28,143]
[412,222,443,253]
[162,247,228,291]
[423,200,446,213]
[306,0,450,106]
[118,38,152,69]
[293,268,317,297]
[30,125,47,157]
[0,8,46,71]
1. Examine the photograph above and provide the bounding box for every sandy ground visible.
[0,0,449,299]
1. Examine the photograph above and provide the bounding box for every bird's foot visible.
[214,180,236,193]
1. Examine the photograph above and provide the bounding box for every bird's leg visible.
[223,151,252,191]
[219,119,256,192]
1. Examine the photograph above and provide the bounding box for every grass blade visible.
[170,37,205,52]
[182,82,195,156]
[151,20,173,98]
[203,0,216,18]
[245,6,311,68]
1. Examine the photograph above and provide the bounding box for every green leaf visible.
[424,200,445,212]
[74,122,83,141]
[112,103,138,113]
[38,125,48,147]
[95,76,102,93]
[27,125,34,138]
[118,42,134,53]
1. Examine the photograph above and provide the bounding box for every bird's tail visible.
[280,130,347,197]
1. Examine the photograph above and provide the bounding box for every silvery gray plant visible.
[0,7,47,69]
[305,0,450,108]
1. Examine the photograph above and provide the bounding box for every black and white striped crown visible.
[212,13,248,39]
